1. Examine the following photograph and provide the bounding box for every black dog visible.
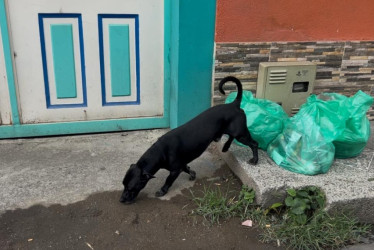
[120,76,258,204]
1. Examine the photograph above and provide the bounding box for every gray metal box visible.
[256,62,317,116]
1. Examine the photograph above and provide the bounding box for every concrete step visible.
[218,122,374,224]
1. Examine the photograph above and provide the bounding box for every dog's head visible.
[120,164,155,204]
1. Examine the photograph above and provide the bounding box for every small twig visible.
[85,242,94,250]
[182,204,190,210]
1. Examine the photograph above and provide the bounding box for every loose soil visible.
[0,166,282,250]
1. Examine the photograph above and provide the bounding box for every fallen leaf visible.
[241,220,253,227]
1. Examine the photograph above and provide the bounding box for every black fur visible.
[120,76,258,204]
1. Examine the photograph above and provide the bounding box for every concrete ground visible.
[0,124,373,249]
[0,129,221,213]
[219,122,374,225]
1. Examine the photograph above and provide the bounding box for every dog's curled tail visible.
[218,76,243,107]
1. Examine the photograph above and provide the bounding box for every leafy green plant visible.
[239,185,255,204]
[264,202,283,216]
[284,186,325,225]
[235,185,255,217]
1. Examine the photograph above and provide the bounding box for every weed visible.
[284,186,325,225]
[191,184,372,249]
[190,184,238,225]
[260,209,372,249]
[262,187,372,249]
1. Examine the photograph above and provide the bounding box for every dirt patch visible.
[0,166,281,250]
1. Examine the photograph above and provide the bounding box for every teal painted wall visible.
[170,0,217,128]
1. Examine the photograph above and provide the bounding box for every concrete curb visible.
[218,122,374,224]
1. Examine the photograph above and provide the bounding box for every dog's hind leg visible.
[236,132,259,165]
[183,165,196,180]
[155,170,181,197]
[222,136,234,152]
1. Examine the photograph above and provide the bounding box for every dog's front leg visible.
[155,170,181,197]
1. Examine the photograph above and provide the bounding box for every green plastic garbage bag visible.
[321,91,373,158]
[267,102,336,175]
[267,90,373,175]
[225,91,288,150]
[300,94,347,142]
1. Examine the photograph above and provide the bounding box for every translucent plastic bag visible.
[225,91,288,150]
[267,90,373,175]
[323,91,373,158]
[299,94,347,142]
[267,103,336,175]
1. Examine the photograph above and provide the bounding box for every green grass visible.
[261,210,372,249]
[190,185,238,225]
[190,184,372,249]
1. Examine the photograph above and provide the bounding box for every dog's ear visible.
[123,164,138,185]
[142,170,155,180]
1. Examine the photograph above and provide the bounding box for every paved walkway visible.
[0,129,222,213]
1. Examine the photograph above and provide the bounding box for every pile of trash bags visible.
[226,90,373,175]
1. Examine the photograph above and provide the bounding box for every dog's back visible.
[157,76,246,165]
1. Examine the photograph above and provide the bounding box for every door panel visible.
[7,0,164,124]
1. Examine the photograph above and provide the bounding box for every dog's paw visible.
[155,190,167,197]
[222,147,229,152]
[249,158,258,165]
[189,170,196,181]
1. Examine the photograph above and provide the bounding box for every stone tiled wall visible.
[214,41,374,119]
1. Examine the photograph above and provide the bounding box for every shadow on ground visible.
[0,168,281,250]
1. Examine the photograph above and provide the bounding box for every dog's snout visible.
[119,191,128,203]
[120,190,136,204]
